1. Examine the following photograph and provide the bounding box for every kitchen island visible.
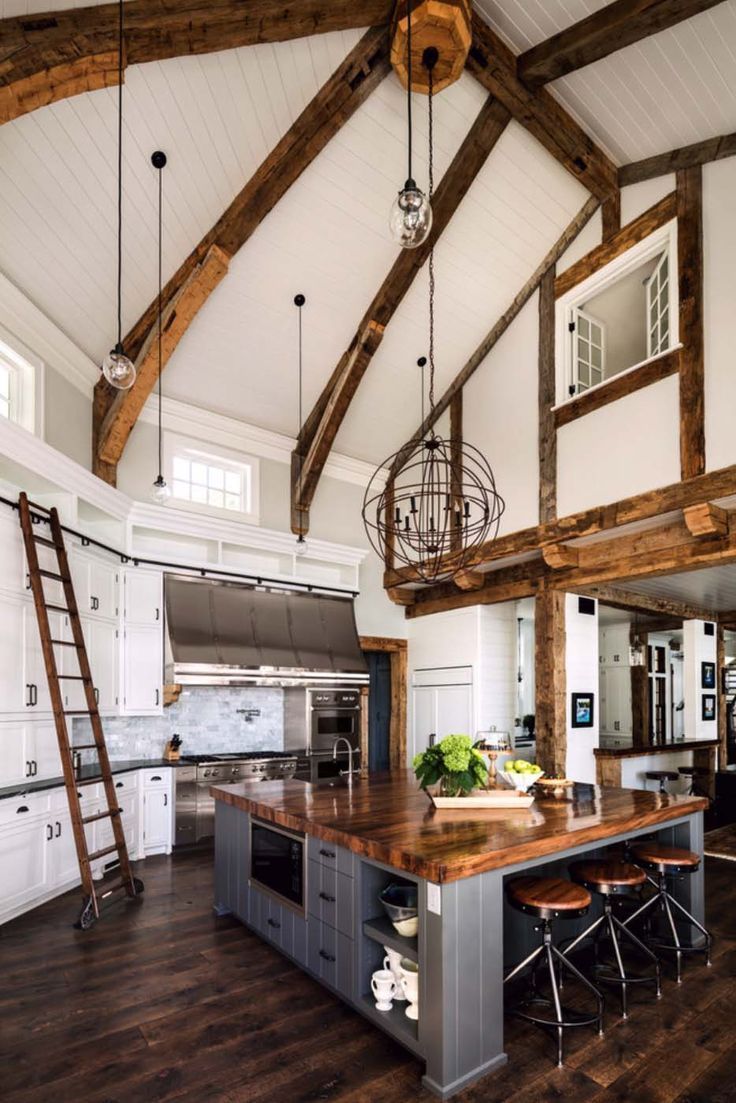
[211,773,707,1099]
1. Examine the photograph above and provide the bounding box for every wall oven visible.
[250,818,306,913]
[308,689,361,753]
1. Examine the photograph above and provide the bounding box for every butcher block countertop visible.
[594,738,719,760]
[211,771,707,883]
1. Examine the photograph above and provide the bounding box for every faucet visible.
[332,737,358,786]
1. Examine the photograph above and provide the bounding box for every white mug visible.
[371,968,396,1012]
[383,947,407,999]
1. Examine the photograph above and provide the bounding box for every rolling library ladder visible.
[18,493,143,929]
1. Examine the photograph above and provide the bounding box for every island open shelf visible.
[362,915,419,962]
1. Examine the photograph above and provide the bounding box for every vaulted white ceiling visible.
[0,0,735,470]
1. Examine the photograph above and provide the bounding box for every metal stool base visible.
[623,872,712,984]
[505,919,604,1067]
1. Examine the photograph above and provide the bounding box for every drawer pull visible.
[115,781,123,788]
[16,805,29,814]
[319,891,336,903]
[149,775,162,781]
[319,848,336,859]
[319,949,336,963]
[267,918,281,930]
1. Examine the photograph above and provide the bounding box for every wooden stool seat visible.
[678,766,708,776]
[569,860,647,895]
[630,843,699,870]
[507,876,591,917]
[645,771,679,781]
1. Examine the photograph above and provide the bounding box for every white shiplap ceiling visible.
[0,0,735,469]
[622,565,736,615]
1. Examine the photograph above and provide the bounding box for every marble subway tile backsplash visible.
[74,687,285,761]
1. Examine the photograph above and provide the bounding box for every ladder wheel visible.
[133,877,144,895]
[75,896,97,931]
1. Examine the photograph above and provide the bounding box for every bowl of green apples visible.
[498,759,544,793]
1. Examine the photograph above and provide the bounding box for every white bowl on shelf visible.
[498,769,544,793]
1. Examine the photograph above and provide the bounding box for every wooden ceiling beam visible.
[291,95,511,535]
[93,26,391,482]
[516,0,727,90]
[619,131,736,186]
[578,583,717,622]
[0,0,393,124]
[466,13,618,200]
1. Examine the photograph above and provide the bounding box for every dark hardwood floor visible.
[1,850,735,1103]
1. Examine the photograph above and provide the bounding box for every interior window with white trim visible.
[556,220,679,405]
[171,452,250,515]
[0,359,11,420]
[0,337,38,430]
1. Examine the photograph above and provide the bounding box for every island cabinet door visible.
[307,835,356,878]
[249,885,308,966]
[308,919,354,998]
[307,860,354,937]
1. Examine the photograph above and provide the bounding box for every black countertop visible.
[0,758,182,802]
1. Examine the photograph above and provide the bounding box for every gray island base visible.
[212,777,706,1099]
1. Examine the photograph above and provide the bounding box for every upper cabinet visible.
[123,569,163,627]
[69,548,119,621]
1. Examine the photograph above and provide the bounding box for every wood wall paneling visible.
[677,165,705,481]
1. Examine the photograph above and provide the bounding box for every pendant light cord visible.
[427,61,435,414]
[157,161,163,480]
[116,0,124,349]
[406,1,413,183]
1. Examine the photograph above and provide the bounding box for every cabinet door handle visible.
[164,793,168,806]
[26,684,33,707]
[155,688,160,706]
[16,805,29,814]
[25,760,31,777]
[319,891,336,903]
[155,607,160,621]
[31,684,38,706]
[46,823,53,841]
[31,760,38,776]
[55,821,61,837]
[318,949,336,962]
[319,848,336,859]
[267,917,281,929]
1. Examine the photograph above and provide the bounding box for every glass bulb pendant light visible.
[102,0,136,390]
[150,150,170,505]
[389,2,432,249]
[293,293,308,558]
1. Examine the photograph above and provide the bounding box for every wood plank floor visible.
[1,849,734,1103]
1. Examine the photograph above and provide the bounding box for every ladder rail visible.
[18,494,140,925]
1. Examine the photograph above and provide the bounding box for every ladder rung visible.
[77,775,103,786]
[50,639,82,648]
[82,809,121,825]
[32,534,57,548]
[38,569,68,581]
[25,499,52,514]
[63,709,94,715]
[88,845,119,862]
[44,603,70,613]
[72,743,98,750]
[99,878,135,900]
[57,674,90,681]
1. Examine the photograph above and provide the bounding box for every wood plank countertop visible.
[594,739,719,760]
[211,772,707,883]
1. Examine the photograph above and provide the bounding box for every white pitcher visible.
[383,947,407,1000]
[371,968,396,1012]
[399,960,419,1021]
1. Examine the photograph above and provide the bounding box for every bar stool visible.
[678,765,710,798]
[504,876,605,1067]
[645,770,679,794]
[563,860,661,1018]
[623,843,712,983]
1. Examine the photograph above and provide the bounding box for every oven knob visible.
[203,769,210,777]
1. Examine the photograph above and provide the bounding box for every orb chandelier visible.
[101,0,136,391]
[388,0,432,248]
[364,56,504,585]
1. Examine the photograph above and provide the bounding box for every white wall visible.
[462,295,540,537]
[565,594,599,784]
[621,751,691,795]
[682,619,718,740]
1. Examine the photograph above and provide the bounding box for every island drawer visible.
[307,860,354,936]
[307,919,354,998]
[249,886,307,966]
[307,835,355,878]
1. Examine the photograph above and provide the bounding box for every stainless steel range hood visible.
[165,575,368,687]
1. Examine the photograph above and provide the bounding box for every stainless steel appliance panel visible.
[250,819,306,914]
[174,766,197,847]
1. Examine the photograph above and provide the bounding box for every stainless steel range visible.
[174,752,297,845]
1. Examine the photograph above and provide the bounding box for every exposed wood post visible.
[538,265,556,524]
[450,390,463,552]
[677,165,705,480]
[601,190,621,241]
[383,478,396,572]
[535,586,566,776]
[717,624,727,770]
[630,624,649,749]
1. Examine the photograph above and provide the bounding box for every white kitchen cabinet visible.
[0,597,26,713]
[88,620,119,713]
[47,809,80,889]
[411,677,473,758]
[23,606,64,715]
[124,569,163,626]
[123,625,162,715]
[0,724,29,786]
[0,511,27,599]
[29,722,62,781]
[69,549,119,621]
[0,722,60,786]
[599,666,632,736]
[0,815,48,918]
[142,773,172,855]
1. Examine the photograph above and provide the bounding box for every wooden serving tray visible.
[428,789,535,810]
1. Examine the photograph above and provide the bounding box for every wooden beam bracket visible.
[684,502,730,538]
